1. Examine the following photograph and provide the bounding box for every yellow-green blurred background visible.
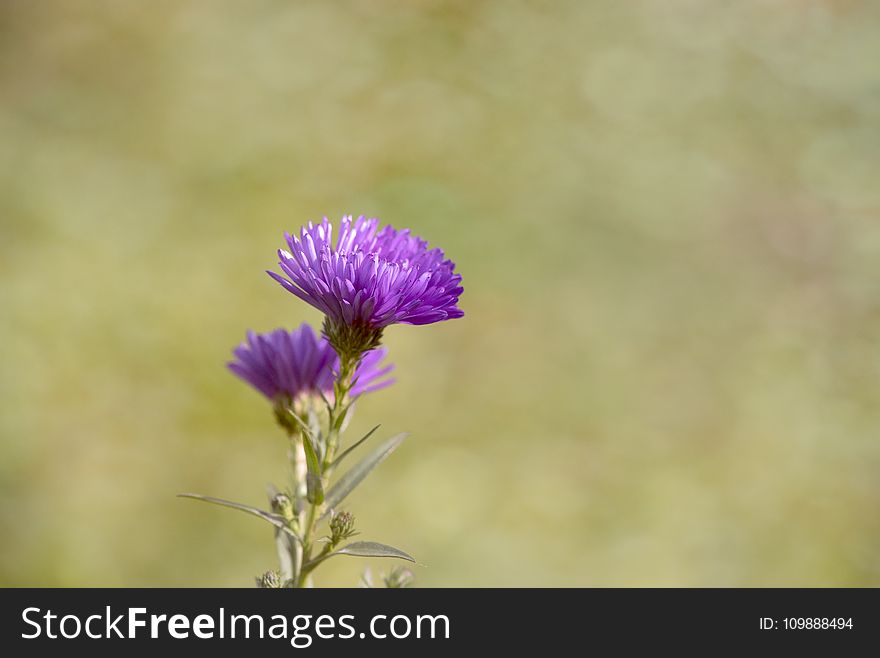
[2,0,879,587]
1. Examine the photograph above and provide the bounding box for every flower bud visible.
[270,492,295,522]
[329,510,356,544]
[256,570,282,588]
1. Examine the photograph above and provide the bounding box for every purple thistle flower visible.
[227,324,394,402]
[267,216,464,340]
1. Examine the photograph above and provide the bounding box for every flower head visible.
[268,216,463,355]
[227,324,394,403]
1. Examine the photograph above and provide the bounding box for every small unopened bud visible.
[329,510,357,544]
[271,492,295,522]
[383,567,414,589]
[256,570,282,589]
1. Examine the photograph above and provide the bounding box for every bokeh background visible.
[2,0,879,587]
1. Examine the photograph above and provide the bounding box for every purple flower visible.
[268,216,464,332]
[228,324,394,402]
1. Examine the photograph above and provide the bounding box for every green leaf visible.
[177,493,301,545]
[304,540,416,572]
[284,410,325,504]
[335,541,415,562]
[330,424,381,470]
[301,433,325,505]
[320,433,406,520]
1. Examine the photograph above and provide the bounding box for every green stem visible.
[295,503,318,587]
[299,544,334,580]
[293,353,359,588]
[323,354,358,473]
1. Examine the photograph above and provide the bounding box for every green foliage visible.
[177,493,301,545]
[182,391,410,586]
[321,434,407,520]
[331,425,381,470]
[334,541,415,563]
[301,431,324,506]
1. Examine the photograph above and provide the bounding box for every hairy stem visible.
[289,434,307,584]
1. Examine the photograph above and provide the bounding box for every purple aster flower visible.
[227,324,394,403]
[267,216,463,356]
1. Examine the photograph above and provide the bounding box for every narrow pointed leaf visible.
[335,541,415,562]
[178,493,301,545]
[330,424,381,470]
[301,433,324,505]
[284,409,325,504]
[320,433,406,519]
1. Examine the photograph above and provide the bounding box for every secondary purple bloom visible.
[228,324,394,401]
[268,216,464,330]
